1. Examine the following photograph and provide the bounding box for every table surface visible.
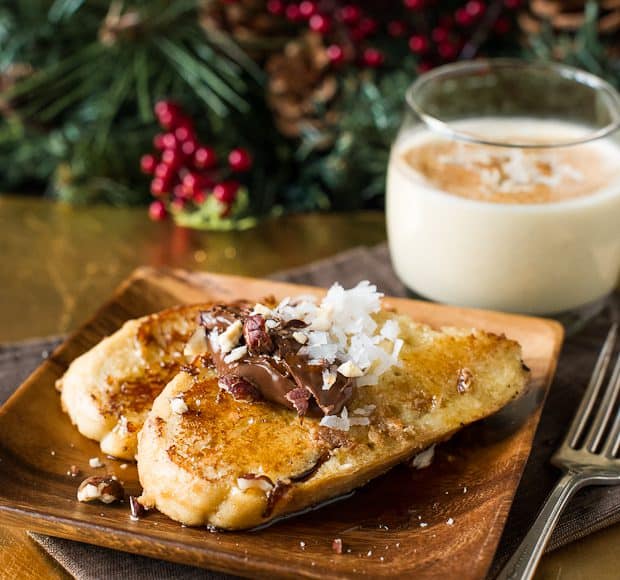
[1,195,618,580]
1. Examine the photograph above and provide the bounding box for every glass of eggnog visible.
[387,59,620,324]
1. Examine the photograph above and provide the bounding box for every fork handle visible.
[497,472,587,580]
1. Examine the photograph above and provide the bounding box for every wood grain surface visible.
[0,268,563,579]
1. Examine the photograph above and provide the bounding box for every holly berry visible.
[149,200,167,221]
[213,181,240,204]
[174,125,194,142]
[326,44,345,64]
[455,7,474,26]
[182,172,205,197]
[357,17,377,37]
[228,148,253,172]
[150,178,168,197]
[388,20,407,37]
[154,162,174,180]
[438,41,459,60]
[493,16,511,34]
[466,1,485,19]
[266,0,285,15]
[153,134,166,150]
[161,133,177,150]
[154,100,182,130]
[504,0,521,9]
[409,34,429,54]
[404,0,424,9]
[181,139,196,157]
[194,146,217,169]
[338,5,361,24]
[309,14,331,34]
[170,197,186,212]
[432,27,450,43]
[285,3,302,21]
[161,148,183,169]
[173,184,186,199]
[193,190,207,204]
[140,154,157,174]
[418,60,435,72]
[362,48,384,68]
[299,1,317,18]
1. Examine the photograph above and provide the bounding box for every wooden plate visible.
[0,268,563,579]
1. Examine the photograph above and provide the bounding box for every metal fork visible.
[498,322,620,580]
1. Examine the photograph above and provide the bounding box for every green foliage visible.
[0,0,265,203]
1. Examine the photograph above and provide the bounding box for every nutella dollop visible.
[199,303,353,416]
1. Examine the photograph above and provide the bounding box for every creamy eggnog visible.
[387,117,620,314]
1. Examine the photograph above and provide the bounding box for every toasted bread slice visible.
[57,304,208,459]
[137,311,528,529]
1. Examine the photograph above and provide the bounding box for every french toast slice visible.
[56,304,209,459]
[137,310,528,530]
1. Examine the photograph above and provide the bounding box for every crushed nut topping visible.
[219,374,262,402]
[243,314,274,355]
[77,476,124,504]
[332,538,343,554]
[67,465,81,477]
[89,457,104,468]
[129,495,146,520]
[457,368,473,394]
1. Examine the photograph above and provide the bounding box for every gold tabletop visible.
[0,195,618,579]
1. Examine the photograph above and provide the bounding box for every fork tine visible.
[602,407,620,457]
[565,323,618,448]
[584,352,620,452]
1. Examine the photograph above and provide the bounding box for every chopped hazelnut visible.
[77,476,124,504]
[332,538,343,554]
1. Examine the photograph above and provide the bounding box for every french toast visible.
[137,308,528,530]
[57,304,209,460]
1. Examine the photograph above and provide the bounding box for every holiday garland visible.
[1,0,618,229]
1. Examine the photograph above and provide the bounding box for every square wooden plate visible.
[0,268,563,579]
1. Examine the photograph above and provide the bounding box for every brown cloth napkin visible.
[2,243,619,579]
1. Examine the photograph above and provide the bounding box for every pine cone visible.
[266,32,340,143]
[199,0,290,60]
[519,0,620,36]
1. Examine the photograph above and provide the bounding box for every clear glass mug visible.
[386,59,620,326]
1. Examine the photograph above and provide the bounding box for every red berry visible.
[182,172,203,196]
[299,1,317,18]
[266,0,285,15]
[194,146,217,169]
[161,133,177,150]
[153,134,166,150]
[309,13,331,34]
[149,200,167,221]
[404,0,424,9]
[285,4,302,21]
[338,5,361,24]
[409,34,429,54]
[161,148,183,169]
[228,148,253,172]
[140,154,157,174]
[150,178,168,197]
[154,100,182,130]
[432,27,449,43]
[438,41,459,60]
[181,139,196,157]
[174,125,194,142]
[155,162,174,180]
[173,184,186,199]
[213,181,240,204]
[418,60,434,72]
[193,190,207,204]
[357,17,377,36]
[466,1,485,18]
[388,20,407,37]
[362,48,384,68]
[455,7,474,26]
[171,197,186,212]
[493,16,511,34]
[326,44,345,64]
[504,0,521,9]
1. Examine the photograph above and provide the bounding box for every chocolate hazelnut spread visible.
[199,303,353,416]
